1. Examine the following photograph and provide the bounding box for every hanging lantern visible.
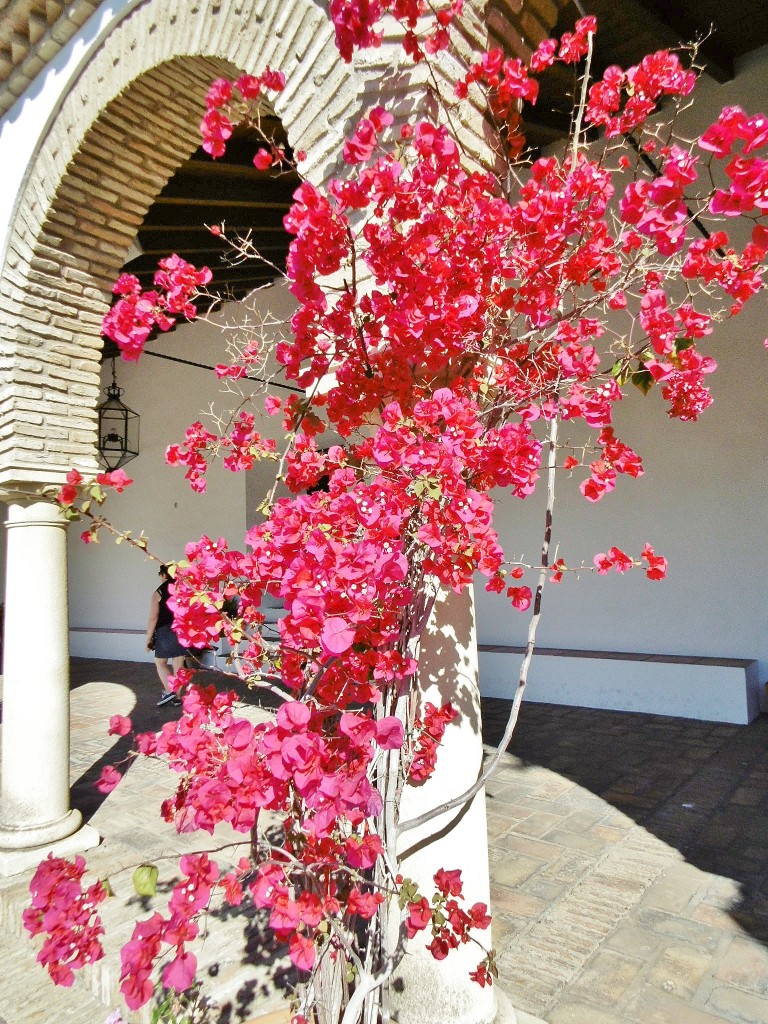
[97,358,140,471]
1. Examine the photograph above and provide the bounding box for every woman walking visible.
[146,564,187,706]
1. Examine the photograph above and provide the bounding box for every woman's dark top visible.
[156,581,174,628]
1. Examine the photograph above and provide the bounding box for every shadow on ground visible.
[482,697,768,948]
[68,657,296,1023]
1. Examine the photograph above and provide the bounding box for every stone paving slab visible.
[0,662,294,1024]
[483,698,768,1024]
[1,663,768,1024]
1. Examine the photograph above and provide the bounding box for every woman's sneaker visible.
[157,691,177,706]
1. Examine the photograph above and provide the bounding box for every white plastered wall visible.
[67,281,298,661]
[475,45,768,713]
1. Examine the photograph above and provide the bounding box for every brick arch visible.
[0,0,364,493]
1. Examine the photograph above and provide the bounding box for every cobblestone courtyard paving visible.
[1,660,767,1023]
[483,699,768,1024]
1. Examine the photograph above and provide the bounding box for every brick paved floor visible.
[1,662,767,1024]
[483,698,768,1024]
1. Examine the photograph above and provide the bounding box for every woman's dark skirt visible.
[154,624,188,658]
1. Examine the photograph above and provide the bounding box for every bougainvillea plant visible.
[26,2,768,1022]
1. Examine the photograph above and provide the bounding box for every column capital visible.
[0,461,96,505]
[5,496,70,529]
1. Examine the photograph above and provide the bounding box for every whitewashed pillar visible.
[393,586,514,1024]
[0,499,95,872]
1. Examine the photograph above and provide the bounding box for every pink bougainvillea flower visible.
[405,896,432,938]
[96,469,134,492]
[57,485,78,506]
[108,715,132,737]
[320,616,356,655]
[288,932,315,972]
[162,950,197,992]
[642,544,668,580]
[375,716,404,749]
[345,833,383,870]
[253,149,274,170]
[95,766,122,794]
[506,585,532,611]
[434,868,463,897]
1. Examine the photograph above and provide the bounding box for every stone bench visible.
[478,645,761,724]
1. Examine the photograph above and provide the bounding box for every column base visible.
[0,807,83,850]
[390,957,540,1024]
[494,989,518,1024]
[0,817,101,877]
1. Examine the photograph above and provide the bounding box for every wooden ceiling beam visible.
[128,265,279,281]
[136,223,285,233]
[631,0,735,80]
[128,242,289,258]
[153,195,292,210]
[161,167,300,201]
[141,204,288,228]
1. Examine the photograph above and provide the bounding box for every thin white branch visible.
[396,415,559,839]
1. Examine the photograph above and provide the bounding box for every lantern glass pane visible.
[97,391,140,471]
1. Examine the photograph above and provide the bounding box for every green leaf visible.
[412,477,441,499]
[674,337,695,353]
[397,878,419,909]
[133,863,159,897]
[631,369,655,395]
[610,360,630,385]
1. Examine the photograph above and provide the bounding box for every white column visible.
[0,500,94,869]
[392,586,515,1024]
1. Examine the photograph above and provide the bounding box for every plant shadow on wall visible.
[483,697,768,949]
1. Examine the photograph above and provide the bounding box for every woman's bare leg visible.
[155,657,171,691]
